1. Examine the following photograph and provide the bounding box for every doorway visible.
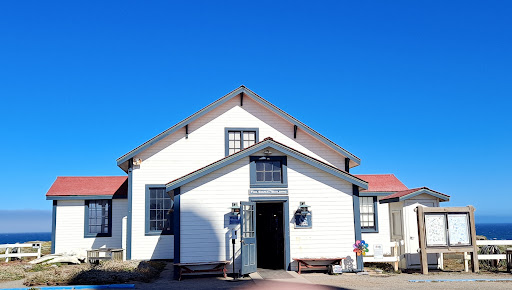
[256,202,285,269]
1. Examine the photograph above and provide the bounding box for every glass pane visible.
[448,214,470,246]
[264,161,272,171]
[234,132,241,140]
[256,172,264,181]
[150,200,157,209]
[229,149,235,155]
[264,172,272,181]
[273,172,281,181]
[425,214,448,246]
[256,162,264,171]
[150,189,157,199]
[150,221,157,231]
[150,210,156,220]
[272,161,281,171]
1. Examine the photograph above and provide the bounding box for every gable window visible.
[225,128,259,156]
[85,200,112,237]
[360,196,378,233]
[250,156,288,188]
[146,186,173,235]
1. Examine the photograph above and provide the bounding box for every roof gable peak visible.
[116,86,360,171]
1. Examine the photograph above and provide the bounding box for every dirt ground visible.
[1,260,511,290]
[300,271,512,290]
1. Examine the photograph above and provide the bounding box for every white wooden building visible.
[46,86,450,274]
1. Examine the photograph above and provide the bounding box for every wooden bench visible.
[174,261,229,281]
[293,258,345,274]
[87,248,124,264]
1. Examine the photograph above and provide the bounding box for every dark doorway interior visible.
[256,202,284,269]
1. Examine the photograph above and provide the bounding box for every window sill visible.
[84,234,112,238]
[250,183,288,188]
[361,228,379,233]
[145,232,174,236]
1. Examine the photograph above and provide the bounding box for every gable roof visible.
[355,174,408,192]
[379,187,450,203]
[165,137,368,192]
[116,86,361,172]
[46,176,128,200]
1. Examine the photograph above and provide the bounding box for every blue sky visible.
[1,1,511,232]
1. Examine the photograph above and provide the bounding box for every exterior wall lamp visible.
[295,201,312,229]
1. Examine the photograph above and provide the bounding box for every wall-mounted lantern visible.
[299,201,310,215]
[295,201,312,229]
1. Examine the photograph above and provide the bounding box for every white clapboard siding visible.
[178,156,356,273]
[54,199,127,254]
[129,95,352,260]
[361,200,391,254]
[287,157,357,271]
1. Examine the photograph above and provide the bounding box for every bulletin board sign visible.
[417,206,479,274]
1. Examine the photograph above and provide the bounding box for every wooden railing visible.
[363,241,400,271]
[458,240,512,272]
[0,243,42,262]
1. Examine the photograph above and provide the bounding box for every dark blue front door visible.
[240,201,257,275]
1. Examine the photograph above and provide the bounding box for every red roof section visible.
[354,174,408,192]
[380,187,450,201]
[46,176,128,197]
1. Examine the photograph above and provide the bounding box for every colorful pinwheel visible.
[353,240,369,256]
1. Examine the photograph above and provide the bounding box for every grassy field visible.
[1,241,166,286]
[0,259,166,286]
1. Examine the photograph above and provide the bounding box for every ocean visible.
[475,223,512,240]
[0,232,51,244]
[0,223,510,244]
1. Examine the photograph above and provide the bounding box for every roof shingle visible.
[46,176,128,197]
[354,174,408,192]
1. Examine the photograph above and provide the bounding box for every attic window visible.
[225,128,259,156]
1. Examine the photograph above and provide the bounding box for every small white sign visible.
[373,244,383,259]
[249,189,288,195]
[331,265,343,273]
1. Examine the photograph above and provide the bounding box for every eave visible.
[165,137,368,192]
[116,86,361,172]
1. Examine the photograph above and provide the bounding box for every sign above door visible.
[249,189,288,195]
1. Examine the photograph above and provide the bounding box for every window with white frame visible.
[226,129,258,155]
[360,196,377,232]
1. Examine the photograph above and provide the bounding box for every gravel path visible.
[301,271,512,290]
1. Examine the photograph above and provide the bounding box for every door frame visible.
[249,196,291,271]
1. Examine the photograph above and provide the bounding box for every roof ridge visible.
[116,86,361,170]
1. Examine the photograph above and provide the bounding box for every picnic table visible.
[293,258,346,274]
[86,248,124,263]
[174,261,229,281]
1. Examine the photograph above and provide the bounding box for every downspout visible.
[173,187,181,280]
[126,159,133,260]
[352,184,364,271]
[51,200,57,254]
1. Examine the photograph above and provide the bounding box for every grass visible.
[0,259,166,287]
